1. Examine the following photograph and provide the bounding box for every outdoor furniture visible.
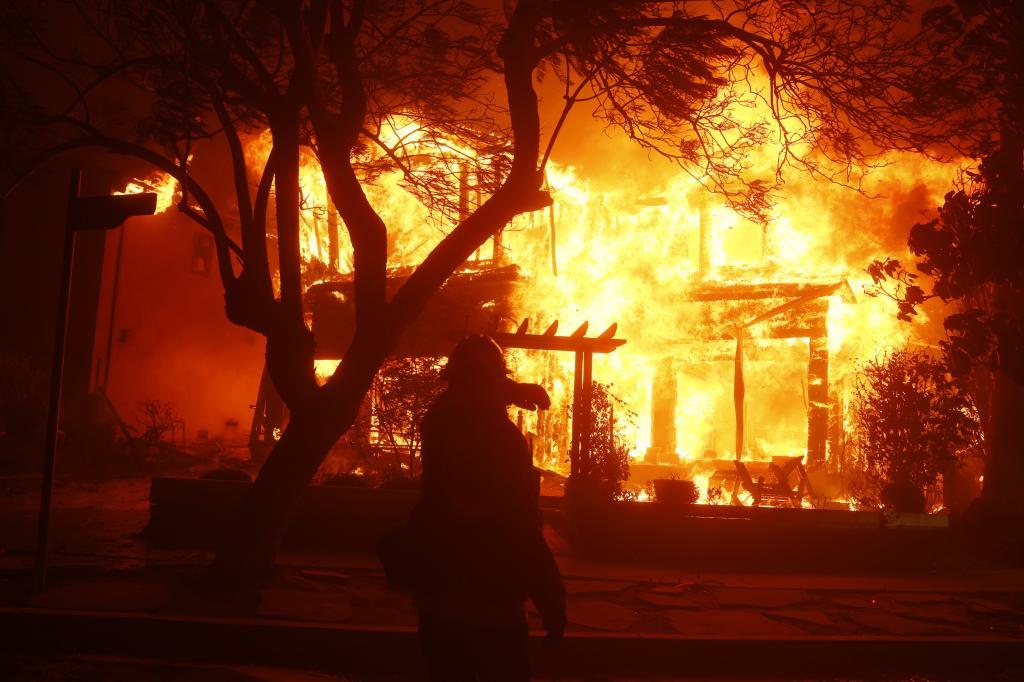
[769,455,816,503]
[731,456,816,507]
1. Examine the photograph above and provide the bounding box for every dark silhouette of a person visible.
[380,335,566,681]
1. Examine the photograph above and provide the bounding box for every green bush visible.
[851,348,982,512]
[567,381,632,501]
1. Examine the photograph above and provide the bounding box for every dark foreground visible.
[1,475,1022,679]
[2,605,1022,680]
[5,653,1022,682]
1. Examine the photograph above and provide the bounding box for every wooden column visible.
[458,164,470,222]
[647,357,678,464]
[827,381,846,473]
[491,227,505,265]
[569,350,595,478]
[581,351,593,477]
[807,336,829,466]
[698,203,711,274]
[327,201,339,271]
[734,334,745,459]
[570,351,583,475]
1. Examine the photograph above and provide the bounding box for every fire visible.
[117,174,179,214]
[244,120,453,277]
[499,156,945,475]
[283,116,956,508]
[138,110,958,509]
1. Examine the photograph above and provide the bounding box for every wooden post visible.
[807,336,829,466]
[101,223,127,390]
[458,164,470,223]
[647,357,678,464]
[570,351,583,476]
[581,351,593,477]
[733,333,745,460]
[548,203,558,276]
[492,227,505,265]
[310,213,323,261]
[327,201,339,271]
[827,382,845,474]
[698,202,711,274]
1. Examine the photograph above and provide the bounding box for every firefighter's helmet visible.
[442,334,508,383]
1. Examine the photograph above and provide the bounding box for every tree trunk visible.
[210,410,344,588]
[211,329,390,589]
[981,369,1024,515]
[975,100,1024,518]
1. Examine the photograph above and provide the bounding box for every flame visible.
[117,174,179,214]
[136,104,958,508]
[285,115,956,505]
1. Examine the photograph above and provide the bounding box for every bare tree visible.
[0,0,981,588]
[132,399,181,442]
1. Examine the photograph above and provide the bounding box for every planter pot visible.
[881,480,926,514]
[653,479,698,508]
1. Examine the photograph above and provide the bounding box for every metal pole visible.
[35,168,81,590]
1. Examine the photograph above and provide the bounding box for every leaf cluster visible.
[865,152,1024,381]
[570,380,633,499]
[372,356,443,469]
[851,348,982,501]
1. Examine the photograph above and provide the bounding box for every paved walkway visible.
[2,474,1023,640]
[2,476,1023,678]
[2,552,1023,641]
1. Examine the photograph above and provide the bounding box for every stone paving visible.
[2,474,1023,641]
[4,556,1022,642]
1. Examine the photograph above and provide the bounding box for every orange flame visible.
[117,174,179,214]
[139,110,958,509]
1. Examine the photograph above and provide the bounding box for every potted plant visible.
[653,475,699,508]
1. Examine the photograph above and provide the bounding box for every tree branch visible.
[207,87,272,300]
[288,0,389,333]
[387,0,551,326]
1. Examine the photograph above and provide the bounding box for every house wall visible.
[2,160,263,458]
[94,208,265,446]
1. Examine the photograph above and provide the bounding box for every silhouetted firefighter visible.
[379,335,565,681]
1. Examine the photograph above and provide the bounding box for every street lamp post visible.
[34,168,157,590]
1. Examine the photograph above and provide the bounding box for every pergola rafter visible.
[494,319,627,478]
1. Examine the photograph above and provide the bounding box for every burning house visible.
[5,5,1020,672]
[226,122,956,509]
[10,113,956,510]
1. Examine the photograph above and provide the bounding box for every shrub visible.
[851,348,982,512]
[133,399,180,442]
[567,381,633,501]
[653,478,699,506]
[371,357,442,480]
